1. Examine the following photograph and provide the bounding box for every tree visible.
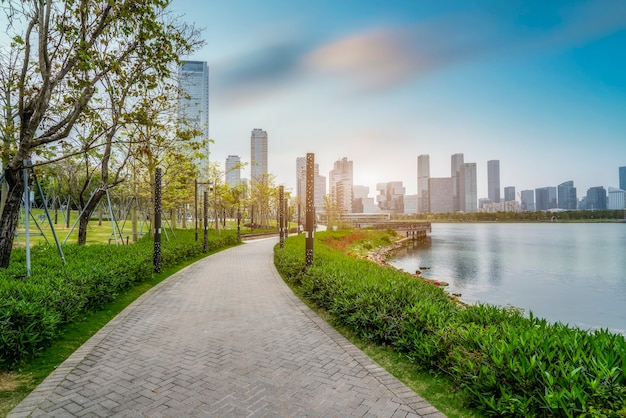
[0,0,202,263]
[249,174,277,229]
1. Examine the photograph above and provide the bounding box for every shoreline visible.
[366,237,467,306]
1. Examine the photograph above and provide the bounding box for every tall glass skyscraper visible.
[460,162,477,213]
[250,128,268,183]
[504,186,516,202]
[178,61,209,172]
[557,181,577,210]
[225,155,241,188]
[487,160,500,203]
[451,153,464,211]
[619,166,626,191]
[417,154,430,213]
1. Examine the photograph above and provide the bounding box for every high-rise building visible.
[296,156,326,215]
[535,187,557,211]
[417,154,430,213]
[178,61,209,174]
[581,186,607,210]
[451,153,464,211]
[225,155,241,188]
[429,177,454,214]
[250,128,268,183]
[353,186,379,213]
[619,166,626,191]
[459,163,477,213]
[608,187,626,210]
[504,186,516,202]
[376,182,405,214]
[487,160,500,203]
[520,190,535,211]
[329,157,353,214]
[557,181,577,210]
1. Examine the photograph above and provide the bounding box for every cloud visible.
[212,0,626,103]
[213,39,310,106]
[304,1,626,93]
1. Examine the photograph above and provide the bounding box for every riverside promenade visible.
[10,238,445,418]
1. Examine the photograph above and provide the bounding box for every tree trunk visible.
[77,189,105,245]
[0,168,24,268]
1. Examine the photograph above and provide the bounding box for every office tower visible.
[250,128,268,183]
[487,160,500,203]
[504,186,516,202]
[376,182,405,214]
[520,190,535,211]
[451,153,464,211]
[535,187,557,211]
[417,154,430,213]
[429,178,454,213]
[178,61,209,173]
[329,157,353,214]
[582,186,607,210]
[620,166,626,191]
[557,181,577,210]
[225,155,241,188]
[353,186,379,213]
[403,194,418,214]
[296,157,326,214]
[459,163,477,213]
[608,187,626,210]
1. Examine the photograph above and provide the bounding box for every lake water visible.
[389,223,626,335]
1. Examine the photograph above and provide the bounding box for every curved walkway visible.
[10,238,445,417]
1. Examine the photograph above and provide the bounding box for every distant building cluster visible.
[294,154,626,216]
[176,64,625,216]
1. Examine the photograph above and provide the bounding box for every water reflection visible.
[389,223,626,333]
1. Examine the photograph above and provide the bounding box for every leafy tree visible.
[0,0,203,261]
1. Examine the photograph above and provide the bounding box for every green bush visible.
[0,229,238,369]
[274,231,626,417]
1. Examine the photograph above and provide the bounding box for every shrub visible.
[274,230,626,417]
[0,229,238,369]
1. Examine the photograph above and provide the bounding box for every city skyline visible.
[170,0,626,198]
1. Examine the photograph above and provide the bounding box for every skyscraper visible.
[250,128,268,183]
[376,182,405,214]
[296,156,326,214]
[520,190,535,211]
[487,160,500,203]
[504,186,516,202]
[329,157,353,214]
[429,177,454,213]
[178,61,209,173]
[582,186,607,210]
[417,154,430,213]
[619,166,626,191]
[557,181,577,210]
[459,163,477,213]
[535,187,557,211]
[451,153,464,211]
[225,155,241,188]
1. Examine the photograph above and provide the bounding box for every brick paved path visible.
[10,238,445,417]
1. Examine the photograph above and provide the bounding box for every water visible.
[389,223,626,334]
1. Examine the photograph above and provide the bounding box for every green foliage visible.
[274,230,626,417]
[0,230,238,369]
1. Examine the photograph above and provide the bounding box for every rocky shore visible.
[366,237,468,305]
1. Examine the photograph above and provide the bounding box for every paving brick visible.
[8,238,445,417]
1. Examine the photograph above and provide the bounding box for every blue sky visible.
[171,0,626,200]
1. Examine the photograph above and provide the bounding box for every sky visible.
[170,0,626,200]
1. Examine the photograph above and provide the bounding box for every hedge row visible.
[274,231,626,417]
[0,229,239,369]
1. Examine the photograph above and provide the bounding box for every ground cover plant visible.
[0,229,239,370]
[274,230,626,417]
